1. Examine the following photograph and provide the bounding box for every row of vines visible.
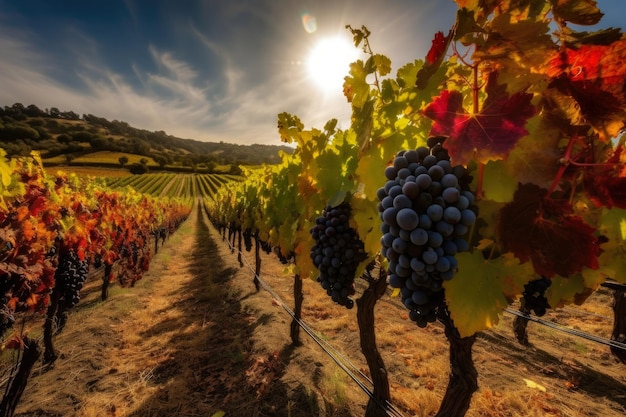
[0,150,192,416]
[107,172,237,199]
[205,1,626,416]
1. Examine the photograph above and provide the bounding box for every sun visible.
[306,36,359,91]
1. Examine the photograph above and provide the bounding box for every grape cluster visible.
[521,276,551,316]
[55,249,89,308]
[378,141,476,327]
[310,202,366,309]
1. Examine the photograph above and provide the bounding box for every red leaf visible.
[498,183,600,277]
[423,73,536,166]
[583,144,626,209]
[426,31,447,64]
[547,40,626,141]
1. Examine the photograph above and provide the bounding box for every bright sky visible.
[0,0,623,146]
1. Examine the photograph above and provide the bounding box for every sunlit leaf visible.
[422,73,536,166]
[445,251,534,337]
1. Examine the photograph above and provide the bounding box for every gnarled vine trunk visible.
[602,281,626,364]
[101,264,113,301]
[513,304,531,345]
[357,268,391,417]
[435,307,478,417]
[0,337,41,417]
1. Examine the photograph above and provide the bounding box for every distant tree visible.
[89,136,109,150]
[61,110,80,120]
[205,160,217,173]
[65,154,75,164]
[118,156,129,167]
[49,107,61,118]
[139,157,148,166]
[25,104,45,117]
[57,134,72,144]
[128,162,148,174]
[153,155,168,168]
[0,125,40,141]
[131,138,151,155]
[70,131,94,142]
[228,164,243,176]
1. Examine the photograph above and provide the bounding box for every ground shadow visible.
[125,203,323,417]
[478,330,626,408]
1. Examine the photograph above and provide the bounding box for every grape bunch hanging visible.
[55,249,89,308]
[310,202,367,309]
[378,138,477,327]
[521,276,552,316]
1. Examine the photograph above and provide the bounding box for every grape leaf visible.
[504,116,563,189]
[550,0,603,26]
[498,183,600,277]
[546,40,626,141]
[481,160,516,203]
[583,144,626,209]
[594,208,626,283]
[444,251,535,338]
[351,193,381,260]
[422,73,535,166]
[545,274,588,309]
[295,225,316,279]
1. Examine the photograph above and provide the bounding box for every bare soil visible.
[3,203,625,417]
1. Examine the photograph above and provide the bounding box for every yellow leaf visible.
[444,251,535,338]
[524,378,546,392]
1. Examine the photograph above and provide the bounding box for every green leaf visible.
[595,208,626,284]
[373,54,392,77]
[444,251,535,337]
[545,274,587,308]
[550,0,603,26]
[481,160,516,203]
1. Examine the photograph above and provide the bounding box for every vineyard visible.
[2,0,626,416]
[106,173,239,199]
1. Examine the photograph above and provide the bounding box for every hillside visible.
[0,103,292,171]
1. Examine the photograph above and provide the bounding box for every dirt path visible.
[11,203,339,417]
[7,201,626,417]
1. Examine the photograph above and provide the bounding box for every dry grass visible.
[3,205,625,417]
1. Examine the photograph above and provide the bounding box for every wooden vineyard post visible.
[435,306,478,417]
[356,267,391,417]
[101,263,113,301]
[290,274,303,346]
[0,337,41,417]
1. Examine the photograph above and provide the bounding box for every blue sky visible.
[0,1,623,146]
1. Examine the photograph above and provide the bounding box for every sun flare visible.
[306,36,359,91]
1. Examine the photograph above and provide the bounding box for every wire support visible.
[221,233,405,417]
[504,308,626,352]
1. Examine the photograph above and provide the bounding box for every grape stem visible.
[560,158,622,168]
[547,134,576,196]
